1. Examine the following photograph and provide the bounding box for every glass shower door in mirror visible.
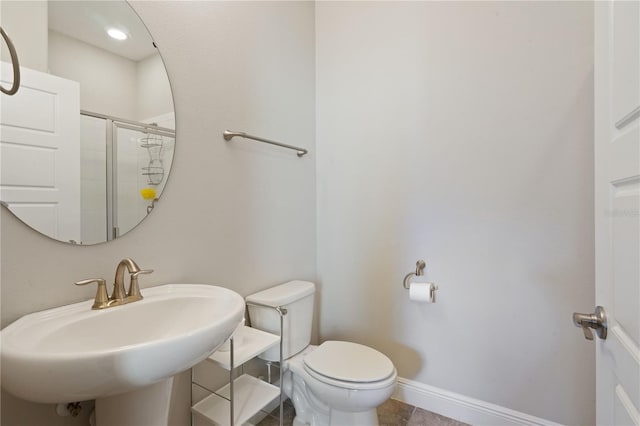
[78,113,174,244]
[113,122,174,240]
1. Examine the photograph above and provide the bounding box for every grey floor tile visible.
[377,398,415,426]
[270,400,296,425]
[256,414,281,426]
[258,396,467,426]
[407,407,470,426]
[258,399,295,426]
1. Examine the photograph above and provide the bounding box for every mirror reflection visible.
[0,1,175,245]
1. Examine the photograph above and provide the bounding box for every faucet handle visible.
[132,269,154,276]
[127,269,153,301]
[75,278,109,310]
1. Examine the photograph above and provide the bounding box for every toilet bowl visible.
[246,281,398,426]
[284,342,397,426]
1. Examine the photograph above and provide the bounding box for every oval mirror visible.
[0,1,175,245]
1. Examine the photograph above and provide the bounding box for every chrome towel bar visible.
[223,130,308,157]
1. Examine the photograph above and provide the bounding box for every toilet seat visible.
[302,341,396,390]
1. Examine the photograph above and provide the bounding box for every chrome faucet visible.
[75,258,153,309]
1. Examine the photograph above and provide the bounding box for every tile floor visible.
[257,397,470,426]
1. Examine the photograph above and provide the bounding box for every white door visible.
[592,1,640,425]
[0,62,80,242]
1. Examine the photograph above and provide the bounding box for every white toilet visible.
[246,280,398,426]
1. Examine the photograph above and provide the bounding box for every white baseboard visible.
[393,377,563,426]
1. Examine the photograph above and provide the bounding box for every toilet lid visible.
[303,341,395,383]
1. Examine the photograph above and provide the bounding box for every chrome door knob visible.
[573,306,607,340]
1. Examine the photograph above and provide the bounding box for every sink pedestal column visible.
[95,377,174,426]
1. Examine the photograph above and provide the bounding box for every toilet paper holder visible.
[403,260,426,289]
[402,259,438,302]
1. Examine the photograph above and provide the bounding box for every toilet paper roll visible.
[409,282,433,303]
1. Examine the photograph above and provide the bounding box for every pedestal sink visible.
[1,284,245,425]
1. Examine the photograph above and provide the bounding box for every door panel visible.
[612,180,639,342]
[0,62,80,242]
[609,127,639,181]
[615,385,639,426]
[595,1,640,425]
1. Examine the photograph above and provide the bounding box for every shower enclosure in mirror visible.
[0,1,175,245]
[80,112,174,244]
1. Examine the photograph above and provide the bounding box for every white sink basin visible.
[1,284,245,404]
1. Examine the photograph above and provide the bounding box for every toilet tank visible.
[246,280,315,362]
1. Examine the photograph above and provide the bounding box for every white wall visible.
[48,30,137,119]
[0,1,48,72]
[49,31,172,122]
[316,2,594,425]
[0,2,316,425]
[137,53,174,121]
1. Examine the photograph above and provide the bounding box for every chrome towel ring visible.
[0,26,20,96]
